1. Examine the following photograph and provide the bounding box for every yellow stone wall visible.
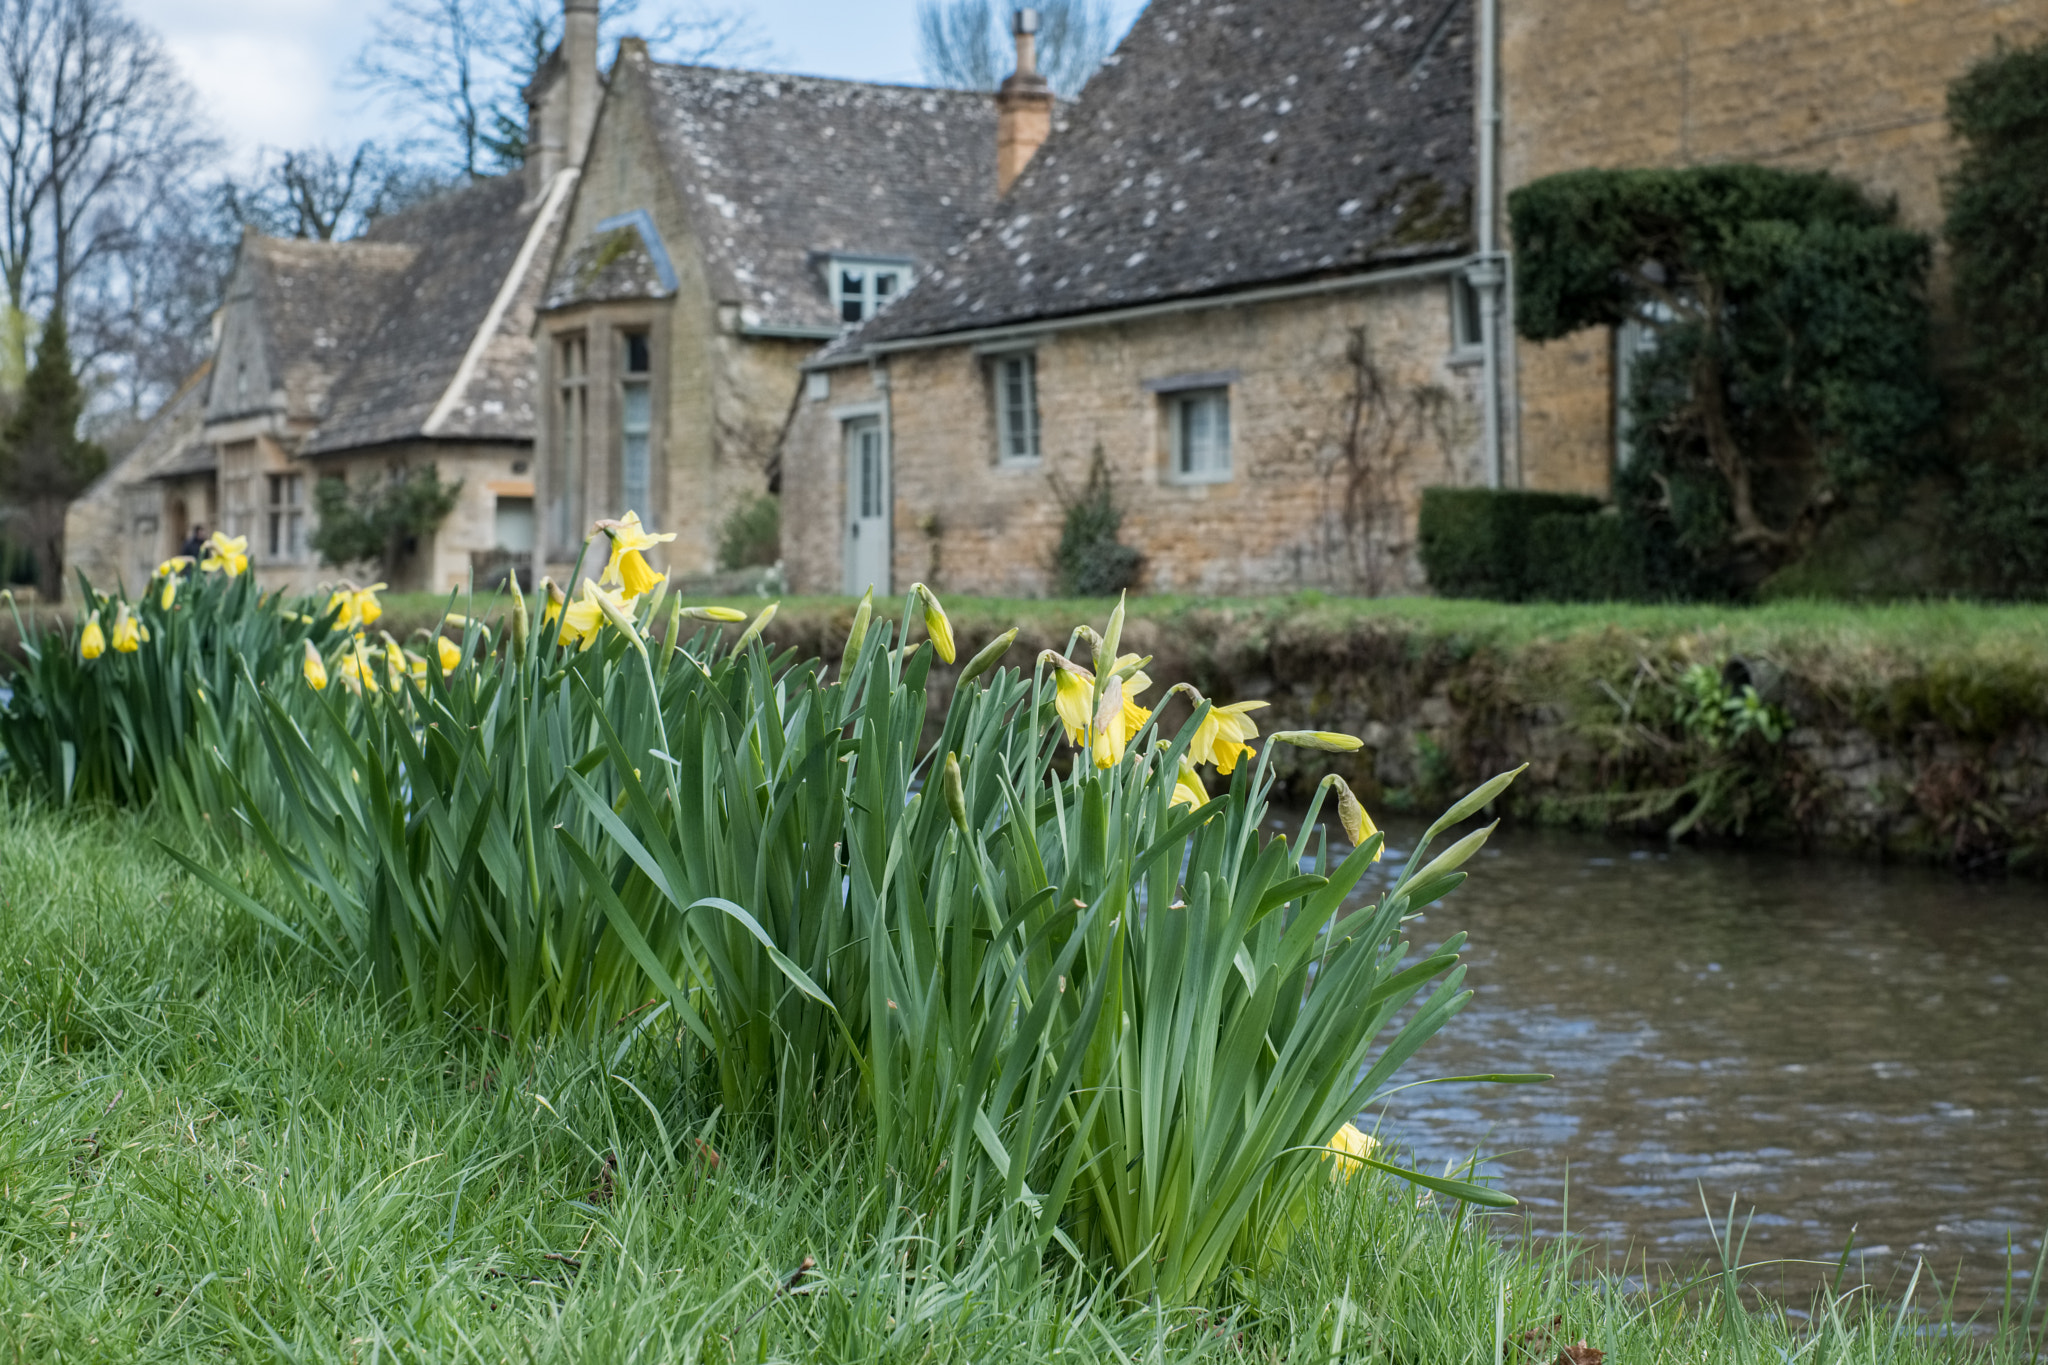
[1501,0,2048,496]
[783,278,1486,598]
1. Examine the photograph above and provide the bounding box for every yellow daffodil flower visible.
[79,611,106,660]
[1091,675,1134,769]
[337,641,379,693]
[1113,654,1154,736]
[325,581,387,630]
[540,577,566,628]
[381,636,409,689]
[405,650,430,685]
[110,603,146,653]
[302,639,328,690]
[1048,657,1095,748]
[1170,762,1208,809]
[436,636,462,675]
[154,555,192,578]
[1188,699,1269,775]
[159,574,178,610]
[199,532,249,576]
[557,580,615,651]
[913,582,955,664]
[1325,1122,1376,1181]
[596,511,676,600]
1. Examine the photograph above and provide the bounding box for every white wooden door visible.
[843,417,890,595]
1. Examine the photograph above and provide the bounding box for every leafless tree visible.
[916,0,1113,100]
[353,0,766,180]
[221,142,446,243]
[0,0,214,388]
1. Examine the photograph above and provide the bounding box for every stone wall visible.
[784,275,1487,598]
[702,598,2048,874]
[1502,0,2048,497]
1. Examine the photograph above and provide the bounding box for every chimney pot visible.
[995,8,1053,195]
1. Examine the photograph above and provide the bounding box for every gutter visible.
[802,255,1469,370]
[740,322,842,341]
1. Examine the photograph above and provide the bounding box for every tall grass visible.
[4,796,2040,1361]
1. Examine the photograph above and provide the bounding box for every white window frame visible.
[989,350,1041,465]
[619,330,653,517]
[1165,387,1233,484]
[830,257,913,326]
[265,471,305,562]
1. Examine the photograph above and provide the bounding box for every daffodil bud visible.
[1271,731,1365,753]
[841,588,873,669]
[682,606,749,622]
[912,582,955,664]
[1330,775,1380,858]
[956,627,1019,687]
[942,751,968,831]
[302,639,328,691]
[1101,591,1126,670]
[509,574,531,658]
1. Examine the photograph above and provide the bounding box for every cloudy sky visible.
[124,0,1147,166]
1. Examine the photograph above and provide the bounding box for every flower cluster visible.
[540,510,745,654]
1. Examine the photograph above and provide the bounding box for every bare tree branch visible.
[916,0,1113,100]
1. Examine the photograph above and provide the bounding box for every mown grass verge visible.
[5,793,2041,1363]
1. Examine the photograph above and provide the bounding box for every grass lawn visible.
[4,794,2040,1363]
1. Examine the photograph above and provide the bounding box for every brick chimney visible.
[995,8,1053,195]
[525,0,600,192]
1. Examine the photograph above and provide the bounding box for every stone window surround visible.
[538,304,670,551]
[977,342,1042,467]
[1447,272,1485,368]
[1141,370,1238,486]
[828,254,915,327]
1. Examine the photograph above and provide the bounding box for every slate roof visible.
[304,172,570,454]
[829,0,1474,355]
[635,58,999,332]
[234,237,416,422]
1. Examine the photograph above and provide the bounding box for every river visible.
[1339,816,2046,1309]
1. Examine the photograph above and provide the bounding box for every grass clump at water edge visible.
[4,794,2043,1363]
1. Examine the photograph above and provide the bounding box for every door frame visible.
[833,399,890,595]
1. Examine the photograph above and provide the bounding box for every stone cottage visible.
[532,44,997,582]
[782,0,1492,597]
[63,0,606,596]
[1501,0,2048,493]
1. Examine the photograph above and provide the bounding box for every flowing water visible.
[1333,817,2047,1308]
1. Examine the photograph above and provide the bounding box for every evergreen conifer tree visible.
[0,311,107,599]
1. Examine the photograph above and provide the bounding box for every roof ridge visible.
[649,61,995,100]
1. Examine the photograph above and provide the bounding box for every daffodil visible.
[154,555,192,578]
[540,577,566,628]
[110,603,146,653]
[597,511,676,600]
[159,574,178,610]
[1113,654,1154,736]
[302,639,328,690]
[913,582,955,664]
[1091,675,1136,768]
[79,611,106,660]
[200,532,249,576]
[1170,762,1208,809]
[381,635,409,689]
[1324,1122,1376,1181]
[337,641,379,693]
[1187,699,1268,774]
[557,579,624,652]
[436,636,462,675]
[325,581,386,630]
[1048,656,1095,747]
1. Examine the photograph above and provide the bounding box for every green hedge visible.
[1417,488,1602,600]
[1421,488,1716,602]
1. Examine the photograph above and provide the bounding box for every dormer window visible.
[831,257,912,325]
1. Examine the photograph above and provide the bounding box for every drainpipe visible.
[1470,0,1505,489]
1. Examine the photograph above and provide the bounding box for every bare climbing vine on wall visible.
[1318,324,1459,594]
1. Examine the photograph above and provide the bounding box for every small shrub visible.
[310,464,461,575]
[1416,487,1601,600]
[716,493,780,570]
[1525,509,1713,602]
[1053,445,1143,596]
